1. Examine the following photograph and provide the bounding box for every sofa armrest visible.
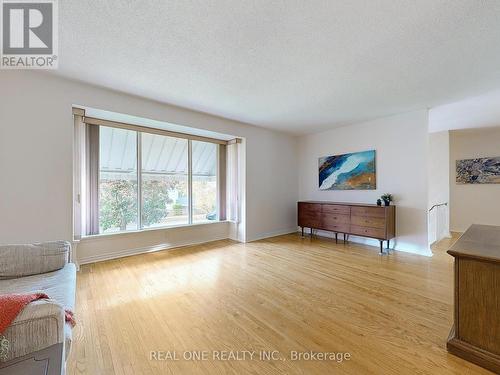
[1,300,65,363]
[0,241,70,279]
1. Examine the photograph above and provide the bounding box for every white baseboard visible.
[297,228,432,257]
[78,225,433,264]
[246,227,298,242]
[78,235,230,265]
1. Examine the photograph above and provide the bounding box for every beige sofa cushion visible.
[0,263,76,362]
[1,300,65,362]
[0,241,70,279]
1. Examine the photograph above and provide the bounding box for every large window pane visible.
[141,133,188,228]
[192,141,217,223]
[99,127,138,233]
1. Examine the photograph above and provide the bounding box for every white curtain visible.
[226,142,240,223]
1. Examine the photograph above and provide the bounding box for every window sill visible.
[80,220,231,241]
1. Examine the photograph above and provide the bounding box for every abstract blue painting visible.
[319,150,376,190]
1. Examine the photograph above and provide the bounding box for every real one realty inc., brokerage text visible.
[150,350,351,363]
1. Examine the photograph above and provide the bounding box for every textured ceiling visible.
[58,0,500,134]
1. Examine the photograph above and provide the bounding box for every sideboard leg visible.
[379,241,384,255]
[301,227,304,237]
[386,239,390,250]
[310,228,313,238]
[343,233,346,244]
[335,233,338,244]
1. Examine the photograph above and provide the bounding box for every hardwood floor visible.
[67,232,493,375]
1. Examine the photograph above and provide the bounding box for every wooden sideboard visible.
[447,225,500,374]
[298,201,396,254]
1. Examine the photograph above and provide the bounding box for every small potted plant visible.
[376,199,382,206]
[381,193,393,206]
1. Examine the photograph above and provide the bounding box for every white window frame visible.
[86,124,224,236]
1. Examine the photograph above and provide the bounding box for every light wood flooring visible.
[67,233,494,374]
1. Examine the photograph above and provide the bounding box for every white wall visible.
[298,111,431,255]
[428,131,450,244]
[429,89,500,133]
[0,72,298,262]
[450,128,500,232]
[77,222,230,264]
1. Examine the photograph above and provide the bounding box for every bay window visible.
[192,140,218,223]
[141,133,188,228]
[75,113,234,237]
[98,127,138,233]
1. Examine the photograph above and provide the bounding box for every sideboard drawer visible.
[351,206,385,218]
[350,225,385,239]
[298,211,321,227]
[322,213,350,226]
[298,202,320,213]
[351,215,386,229]
[322,204,350,215]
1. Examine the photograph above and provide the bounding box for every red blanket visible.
[0,293,75,334]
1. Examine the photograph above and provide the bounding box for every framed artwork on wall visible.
[456,156,500,184]
[319,150,376,190]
